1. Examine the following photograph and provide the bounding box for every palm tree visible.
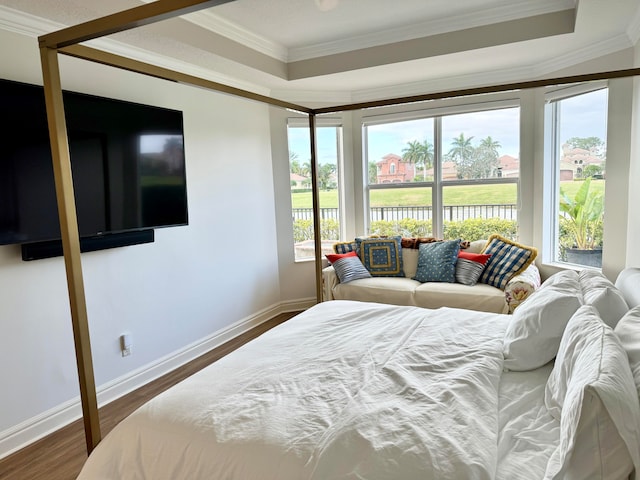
[402,139,434,181]
[475,136,502,178]
[479,136,501,158]
[447,133,475,179]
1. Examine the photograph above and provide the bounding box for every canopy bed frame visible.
[35,0,640,455]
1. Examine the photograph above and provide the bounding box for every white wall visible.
[269,107,318,302]
[627,45,640,267]
[0,28,288,456]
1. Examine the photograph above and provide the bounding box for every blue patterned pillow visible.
[356,236,404,277]
[413,239,461,283]
[333,241,357,254]
[479,234,537,290]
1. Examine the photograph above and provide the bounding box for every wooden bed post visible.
[39,46,101,454]
[309,113,323,304]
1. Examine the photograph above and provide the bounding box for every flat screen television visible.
[0,78,188,259]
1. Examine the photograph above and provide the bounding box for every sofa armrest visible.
[504,263,541,313]
[322,265,340,301]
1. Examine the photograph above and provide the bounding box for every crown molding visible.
[0,5,271,97]
[348,64,537,104]
[273,33,633,106]
[269,88,354,106]
[87,38,273,97]
[143,0,575,64]
[627,6,640,46]
[533,34,634,77]
[0,5,61,37]
[180,10,289,62]
[288,0,575,61]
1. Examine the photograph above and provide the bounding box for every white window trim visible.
[362,98,521,238]
[541,83,608,269]
[287,117,346,260]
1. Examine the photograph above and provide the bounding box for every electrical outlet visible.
[120,333,132,357]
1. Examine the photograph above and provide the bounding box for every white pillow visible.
[614,306,640,399]
[503,285,582,371]
[544,305,640,479]
[579,270,629,328]
[539,269,581,294]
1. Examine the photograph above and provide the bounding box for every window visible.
[545,86,607,268]
[364,104,520,241]
[287,119,343,261]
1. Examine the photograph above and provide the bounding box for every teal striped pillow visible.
[326,251,371,283]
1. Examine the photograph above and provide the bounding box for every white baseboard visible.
[0,297,316,460]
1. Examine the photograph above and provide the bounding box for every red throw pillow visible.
[458,250,491,265]
[326,251,358,264]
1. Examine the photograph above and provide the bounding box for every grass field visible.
[290,180,605,209]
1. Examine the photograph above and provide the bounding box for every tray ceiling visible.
[0,0,639,103]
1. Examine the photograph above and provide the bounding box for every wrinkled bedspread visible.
[78,300,509,480]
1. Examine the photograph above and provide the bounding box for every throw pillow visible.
[413,239,461,283]
[479,234,537,290]
[502,284,582,371]
[538,269,580,293]
[455,250,491,286]
[333,241,357,254]
[325,251,372,284]
[355,236,404,277]
[544,305,640,479]
[579,270,629,328]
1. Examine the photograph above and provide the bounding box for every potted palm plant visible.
[559,177,604,267]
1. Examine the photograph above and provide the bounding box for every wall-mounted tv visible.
[0,78,188,259]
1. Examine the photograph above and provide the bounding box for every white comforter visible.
[78,300,511,480]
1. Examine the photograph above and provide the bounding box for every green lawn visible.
[291,180,605,208]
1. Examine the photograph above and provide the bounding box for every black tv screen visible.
[0,78,188,247]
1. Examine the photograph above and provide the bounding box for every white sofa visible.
[322,239,541,314]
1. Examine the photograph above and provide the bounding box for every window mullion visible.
[433,117,443,238]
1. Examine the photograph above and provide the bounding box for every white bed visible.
[78,269,640,480]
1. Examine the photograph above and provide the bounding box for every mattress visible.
[77,300,561,480]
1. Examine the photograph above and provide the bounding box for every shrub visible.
[370,219,433,237]
[444,218,517,242]
[293,218,339,243]
[295,217,518,244]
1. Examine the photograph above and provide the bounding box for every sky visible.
[287,88,608,166]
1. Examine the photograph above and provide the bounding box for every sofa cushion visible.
[325,251,371,284]
[480,234,537,290]
[414,281,506,313]
[413,239,461,283]
[402,248,420,279]
[333,277,419,306]
[356,236,405,277]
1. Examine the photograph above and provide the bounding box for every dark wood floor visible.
[0,311,300,480]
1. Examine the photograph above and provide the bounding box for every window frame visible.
[542,81,608,268]
[362,98,521,238]
[287,116,345,261]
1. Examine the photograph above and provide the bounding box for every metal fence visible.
[293,204,517,222]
